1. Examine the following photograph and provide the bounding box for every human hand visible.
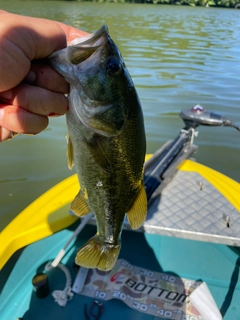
[0,10,87,142]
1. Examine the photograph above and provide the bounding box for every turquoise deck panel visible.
[1,222,240,319]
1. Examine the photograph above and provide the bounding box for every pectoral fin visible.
[71,191,91,217]
[86,136,112,173]
[66,134,74,170]
[127,183,147,230]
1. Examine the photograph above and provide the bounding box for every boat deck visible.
[88,161,240,246]
[141,169,240,246]
[1,160,240,319]
[1,223,240,320]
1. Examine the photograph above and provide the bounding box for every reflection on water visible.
[0,2,239,230]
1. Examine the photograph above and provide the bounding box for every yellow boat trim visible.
[0,174,79,270]
[0,155,152,270]
[1,156,239,269]
[178,160,240,212]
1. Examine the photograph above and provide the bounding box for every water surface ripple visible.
[0,2,239,230]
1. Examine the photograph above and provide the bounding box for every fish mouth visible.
[67,25,109,65]
[48,25,110,78]
[68,25,109,46]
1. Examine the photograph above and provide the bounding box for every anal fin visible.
[71,191,91,217]
[127,183,147,230]
[75,235,120,271]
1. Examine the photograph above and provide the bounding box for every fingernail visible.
[48,112,61,117]
[0,90,12,101]
[0,108,4,120]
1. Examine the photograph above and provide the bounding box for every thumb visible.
[0,11,67,91]
[0,11,67,60]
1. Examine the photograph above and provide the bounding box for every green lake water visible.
[0,1,240,230]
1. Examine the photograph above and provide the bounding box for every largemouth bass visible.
[49,25,147,271]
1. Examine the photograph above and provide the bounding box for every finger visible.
[57,22,88,43]
[0,11,66,58]
[0,126,12,142]
[0,11,88,91]
[0,84,68,116]
[0,128,19,142]
[28,20,88,59]
[0,12,63,91]
[0,104,48,135]
[0,11,87,60]
[25,63,69,94]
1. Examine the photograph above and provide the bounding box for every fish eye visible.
[106,57,122,77]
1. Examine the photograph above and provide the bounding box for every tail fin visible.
[75,235,121,271]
